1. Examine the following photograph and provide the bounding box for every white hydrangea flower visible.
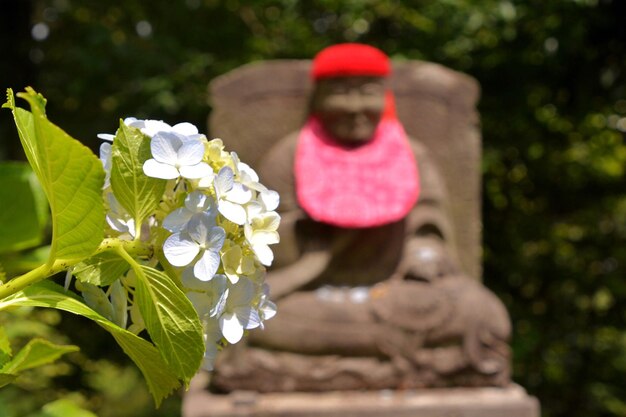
[258,285,277,328]
[244,211,280,266]
[163,191,217,233]
[143,131,211,180]
[99,142,112,189]
[218,278,261,344]
[97,116,280,368]
[183,270,229,318]
[214,166,252,225]
[163,213,225,281]
[98,117,204,141]
[97,117,141,141]
[105,192,136,238]
[220,240,256,284]
[201,317,222,371]
[231,152,266,192]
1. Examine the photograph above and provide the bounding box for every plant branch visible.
[0,238,152,300]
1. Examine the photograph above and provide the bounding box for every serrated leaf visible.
[73,252,130,286]
[0,326,11,366]
[134,266,203,385]
[3,88,105,263]
[37,399,98,417]
[111,122,166,237]
[0,162,49,254]
[0,281,181,406]
[0,338,78,374]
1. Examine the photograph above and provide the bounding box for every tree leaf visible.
[0,246,51,278]
[134,265,203,385]
[73,252,130,286]
[0,326,11,366]
[0,338,78,374]
[3,88,105,263]
[0,373,16,388]
[110,122,166,237]
[0,281,181,406]
[37,399,98,417]
[0,162,49,254]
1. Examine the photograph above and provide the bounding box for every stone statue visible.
[208,44,512,393]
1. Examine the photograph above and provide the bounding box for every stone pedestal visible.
[183,373,540,417]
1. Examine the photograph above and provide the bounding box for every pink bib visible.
[295,117,420,228]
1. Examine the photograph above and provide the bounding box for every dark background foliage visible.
[1,0,625,416]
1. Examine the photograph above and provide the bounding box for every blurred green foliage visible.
[0,0,625,416]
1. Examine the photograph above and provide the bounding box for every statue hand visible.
[401,237,459,282]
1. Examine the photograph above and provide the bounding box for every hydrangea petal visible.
[228,278,255,306]
[143,159,180,179]
[219,312,244,344]
[106,214,131,234]
[151,132,182,164]
[177,141,205,166]
[163,207,193,233]
[218,200,247,225]
[252,230,280,246]
[237,306,261,330]
[179,162,211,179]
[201,343,219,371]
[226,183,252,205]
[172,122,199,136]
[188,214,211,244]
[194,250,221,281]
[142,120,172,137]
[238,162,259,182]
[206,226,226,251]
[163,232,200,267]
[97,133,115,141]
[252,243,274,266]
[187,292,212,318]
[196,172,215,189]
[260,190,280,211]
[260,299,277,321]
[214,167,234,196]
[185,190,211,211]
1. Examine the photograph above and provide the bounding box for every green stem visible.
[0,238,152,300]
[114,244,144,278]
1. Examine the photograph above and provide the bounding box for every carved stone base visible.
[183,373,540,417]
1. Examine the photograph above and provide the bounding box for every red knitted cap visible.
[311,43,391,80]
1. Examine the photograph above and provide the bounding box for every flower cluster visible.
[94,118,278,370]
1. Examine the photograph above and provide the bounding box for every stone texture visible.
[184,372,539,417]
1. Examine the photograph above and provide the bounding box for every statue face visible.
[312,77,386,145]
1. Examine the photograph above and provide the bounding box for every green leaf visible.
[0,373,16,388]
[0,326,11,366]
[3,88,105,263]
[0,338,78,374]
[37,399,98,417]
[134,266,203,385]
[0,162,49,254]
[0,281,181,406]
[0,246,51,278]
[110,122,166,237]
[73,252,130,286]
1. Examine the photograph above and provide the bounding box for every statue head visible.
[310,44,391,145]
